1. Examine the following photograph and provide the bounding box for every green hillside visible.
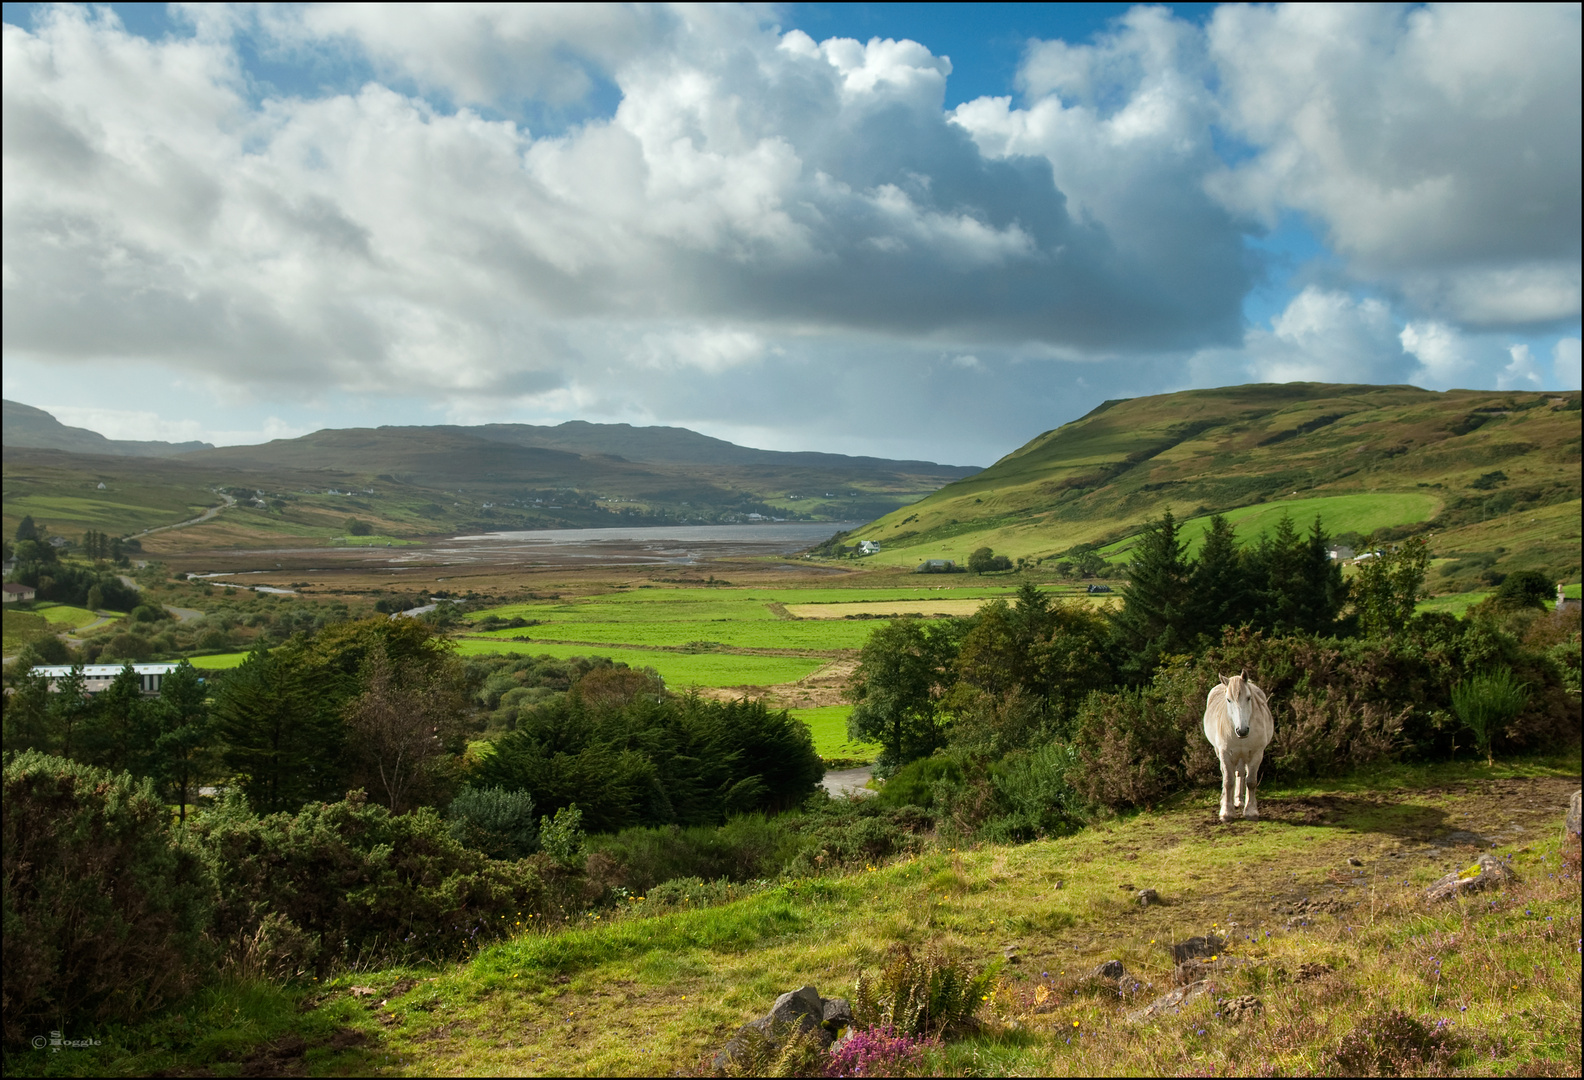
[853,383,1582,590]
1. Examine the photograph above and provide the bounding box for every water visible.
[422,521,861,566]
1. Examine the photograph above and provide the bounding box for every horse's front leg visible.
[1242,748,1264,820]
[1233,764,1245,810]
[1219,756,1236,821]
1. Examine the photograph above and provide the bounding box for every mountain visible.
[1,408,979,547]
[2,399,215,457]
[850,382,1582,592]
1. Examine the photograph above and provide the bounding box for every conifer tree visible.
[47,665,93,761]
[1187,514,1248,643]
[1111,508,1193,681]
[153,661,214,822]
[81,662,158,775]
[2,667,55,754]
[214,642,344,812]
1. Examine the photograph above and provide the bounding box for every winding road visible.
[133,490,236,538]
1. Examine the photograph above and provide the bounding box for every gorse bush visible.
[189,789,544,975]
[852,944,1002,1036]
[448,784,538,859]
[1,752,211,1046]
[587,813,802,892]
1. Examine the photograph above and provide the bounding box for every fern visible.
[852,944,1003,1036]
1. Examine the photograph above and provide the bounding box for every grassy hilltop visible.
[852,383,1582,591]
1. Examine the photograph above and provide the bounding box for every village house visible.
[31,663,183,696]
[857,540,881,555]
[3,582,37,604]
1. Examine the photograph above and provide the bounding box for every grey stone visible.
[1088,960,1126,981]
[1168,935,1225,964]
[821,997,852,1030]
[1424,854,1515,902]
[1136,888,1160,907]
[712,985,830,1069]
[1567,789,1581,839]
[1002,945,1020,962]
[1126,980,1211,1022]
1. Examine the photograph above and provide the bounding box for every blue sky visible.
[2,2,1578,463]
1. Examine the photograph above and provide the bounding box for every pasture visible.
[39,756,1580,1077]
[33,603,102,628]
[451,639,828,690]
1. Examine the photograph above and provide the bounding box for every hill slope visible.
[852,383,1582,588]
[2,399,214,456]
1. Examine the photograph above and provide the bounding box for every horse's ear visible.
[1240,667,1248,681]
[1218,674,1229,686]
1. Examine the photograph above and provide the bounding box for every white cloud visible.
[1553,338,1582,391]
[1190,287,1409,386]
[1206,2,1581,328]
[1498,344,1545,390]
[1399,321,1474,388]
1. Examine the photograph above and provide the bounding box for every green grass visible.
[186,652,254,670]
[474,618,873,650]
[3,608,52,653]
[451,640,829,688]
[787,705,878,761]
[33,603,102,629]
[24,755,1577,1077]
[1417,590,1492,617]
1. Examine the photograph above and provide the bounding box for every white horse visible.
[1203,670,1274,821]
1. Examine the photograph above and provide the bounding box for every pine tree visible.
[47,665,93,761]
[153,661,214,822]
[1111,508,1194,681]
[214,642,344,813]
[81,662,158,775]
[1187,514,1249,644]
[3,667,55,753]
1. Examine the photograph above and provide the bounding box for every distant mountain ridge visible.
[2,399,215,457]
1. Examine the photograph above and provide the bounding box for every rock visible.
[1175,956,1240,985]
[1126,980,1211,1022]
[1347,856,1363,866]
[822,997,852,1031]
[1223,995,1263,1023]
[1168,935,1225,964]
[1567,789,1581,839]
[1136,888,1160,907]
[1424,854,1515,902]
[1002,945,1020,963]
[1295,961,1334,982]
[1088,960,1126,981]
[712,985,830,1070]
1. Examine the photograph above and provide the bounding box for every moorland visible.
[2,381,1580,1077]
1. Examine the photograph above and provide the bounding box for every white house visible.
[2,583,37,604]
[31,663,183,696]
[858,540,881,555]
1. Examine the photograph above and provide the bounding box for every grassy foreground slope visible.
[853,383,1582,588]
[22,758,1578,1077]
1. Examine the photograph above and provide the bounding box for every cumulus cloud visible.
[1,3,1579,460]
[1554,338,1582,391]
[1206,2,1581,329]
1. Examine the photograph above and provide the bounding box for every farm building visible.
[1559,585,1581,614]
[858,540,881,555]
[2,583,37,604]
[31,663,183,696]
[916,559,957,573]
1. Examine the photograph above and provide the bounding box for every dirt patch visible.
[239,1034,307,1077]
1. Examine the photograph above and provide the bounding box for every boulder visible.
[1567,789,1581,839]
[1088,960,1126,981]
[1126,980,1211,1022]
[1168,935,1225,964]
[1424,854,1514,902]
[822,997,853,1031]
[712,985,831,1070]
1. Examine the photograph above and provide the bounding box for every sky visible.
[2,2,1579,466]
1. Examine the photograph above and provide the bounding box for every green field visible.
[187,652,253,670]
[1416,590,1493,617]
[33,602,102,628]
[474,618,874,650]
[452,639,828,689]
[787,704,878,761]
[3,608,51,653]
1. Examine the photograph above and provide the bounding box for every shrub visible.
[1,752,212,1046]
[448,785,538,859]
[539,803,586,869]
[189,789,543,975]
[852,944,1001,1036]
[1068,688,1188,810]
[1451,669,1530,765]
[1324,1009,1457,1075]
[826,1026,935,1078]
[587,814,800,892]
[983,742,1085,841]
[780,799,934,877]
[874,756,963,810]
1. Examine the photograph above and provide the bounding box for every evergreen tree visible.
[15,515,39,542]
[1111,508,1194,681]
[1187,514,1249,643]
[2,667,55,754]
[48,665,93,761]
[153,661,213,822]
[81,662,158,775]
[214,642,344,813]
[1299,516,1348,633]
[1247,513,1309,633]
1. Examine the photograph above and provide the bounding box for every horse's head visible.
[1219,670,1254,738]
